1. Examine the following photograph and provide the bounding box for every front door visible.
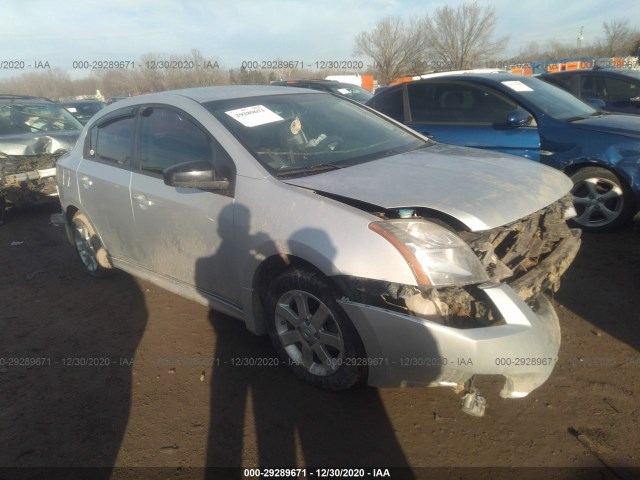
[128,106,239,303]
[404,82,541,160]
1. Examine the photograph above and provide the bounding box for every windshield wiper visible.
[565,116,587,122]
[276,162,348,178]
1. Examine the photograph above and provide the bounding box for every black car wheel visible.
[266,268,367,391]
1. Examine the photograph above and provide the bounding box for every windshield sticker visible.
[225,105,284,127]
[502,81,533,92]
[337,88,351,94]
[66,107,77,113]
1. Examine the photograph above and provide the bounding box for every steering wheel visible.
[314,135,343,152]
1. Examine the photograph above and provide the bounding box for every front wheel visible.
[569,167,634,232]
[266,268,367,391]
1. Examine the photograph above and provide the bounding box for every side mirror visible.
[586,98,606,109]
[506,108,533,127]
[163,161,230,191]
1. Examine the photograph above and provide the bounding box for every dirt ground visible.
[1,204,639,480]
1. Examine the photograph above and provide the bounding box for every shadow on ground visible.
[554,219,640,353]
[0,207,147,479]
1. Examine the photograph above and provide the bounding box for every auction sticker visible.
[225,105,283,127]
[502,80,533,92]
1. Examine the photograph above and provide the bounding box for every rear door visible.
[76,108,137,260]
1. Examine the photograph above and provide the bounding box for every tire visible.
[266,268,367,391]
[569,167,634,232]
[71,212,114,277]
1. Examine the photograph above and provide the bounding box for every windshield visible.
[0,102,84,135]
[205,93,427,177]
[502,76,598,121]
[328,84,373,103]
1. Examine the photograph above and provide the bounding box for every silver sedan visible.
[56,86,581,415]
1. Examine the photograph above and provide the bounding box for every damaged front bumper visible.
[338,227,581,399]
[340,283,560,398]
[0,154,59,216]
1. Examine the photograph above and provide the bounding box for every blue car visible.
[366,73,640,232]
[538,68,640,115]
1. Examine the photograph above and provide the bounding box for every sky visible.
[0,0,637,79]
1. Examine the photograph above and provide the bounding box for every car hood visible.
[568,113,640,139]
[0,131,80,156]
[284,144,572,231]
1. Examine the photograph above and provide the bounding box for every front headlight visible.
[369,220,489,287]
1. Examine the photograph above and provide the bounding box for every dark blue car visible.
[539,68,640,115]
[366,73,640,232]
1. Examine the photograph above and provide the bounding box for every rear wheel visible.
[570,167,634,232]
[266,268,367,391]
[71,212,114,277]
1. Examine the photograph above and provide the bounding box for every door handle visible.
[132,193,154,207]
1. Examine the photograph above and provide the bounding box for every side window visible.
[408,84,439,121]
[93,115,135,165]
[409,83,518,124]
[139,107,212,175]
[471,88,518,124]
[580,76,605,99]
[552,75,580,96]
[602,78,637,104]
[372,89,404,122]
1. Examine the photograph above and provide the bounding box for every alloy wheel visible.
[274,289,345,376]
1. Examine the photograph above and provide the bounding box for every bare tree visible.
[228,67,268,85]
[423,2,509,70]
[517,41,543,61]
[354,16,428,85]
[602,19,639,56]
[631,37,640,58]
[514,20,640,63]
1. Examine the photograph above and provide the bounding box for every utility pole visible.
[577,26,584,58]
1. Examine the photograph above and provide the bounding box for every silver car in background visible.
[56,86,580,415]
[1,95,82,222]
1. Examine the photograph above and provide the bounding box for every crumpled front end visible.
[0,154,59,221]
[336,194,581,400]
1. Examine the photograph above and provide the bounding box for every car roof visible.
[415,72,516,82]
[412,69,509,79]
[542,68,640,78]
[0,94,56,104]
[377,72,520,93]
[61,99,105,104]
[272,79,341,85]
[120,85,324,105]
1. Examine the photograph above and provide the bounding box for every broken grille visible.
[458,194,575,286]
